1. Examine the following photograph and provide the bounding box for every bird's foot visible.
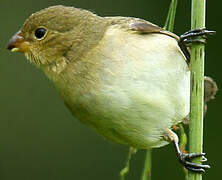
[179,28,215,44]
[178,28,216,60]
[165,129,210,173]
[177,152,210,173]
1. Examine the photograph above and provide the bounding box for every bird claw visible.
[201,156,208,162]
[179,28,216,43]
[166,130,210,173]
[178,28,216,60]
[178,152,210,173]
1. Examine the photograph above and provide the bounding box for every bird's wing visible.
[106,17,189,63]
[128,20,179,40]
[126,19,192,64]
[106,17,179,40]
[125,18,190,64]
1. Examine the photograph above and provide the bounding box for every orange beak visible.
[7,31,30,53]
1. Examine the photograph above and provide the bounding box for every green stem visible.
[163,0,177,32]
[188,0,206,180]
[120,147,137,180]
[141,149,152,180]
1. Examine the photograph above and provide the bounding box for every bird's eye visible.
[34,28,47,40]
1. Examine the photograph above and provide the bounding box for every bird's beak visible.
[7,31,30,53]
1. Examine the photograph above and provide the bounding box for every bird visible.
[7,5,215,173]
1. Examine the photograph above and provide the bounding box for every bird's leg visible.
[178,28,216,60]
[164,129,210,173]
[119,147,137,180]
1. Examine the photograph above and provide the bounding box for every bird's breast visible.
[52,27,190,148]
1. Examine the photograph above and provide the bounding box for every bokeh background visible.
[0,0,220,179]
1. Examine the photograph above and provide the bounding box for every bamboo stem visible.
[188,0,206,180]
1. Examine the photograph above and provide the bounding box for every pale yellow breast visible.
[53,25,190,148]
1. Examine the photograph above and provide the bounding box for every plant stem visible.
[120,147,137,180]
[163,0,177,32]
[141,149,152,180]
[188,0,206,180]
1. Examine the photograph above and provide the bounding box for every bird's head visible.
[7,5,107,73]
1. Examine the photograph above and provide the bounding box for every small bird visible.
[7,5,214,172]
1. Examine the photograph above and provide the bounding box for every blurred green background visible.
[0,0,220,179]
